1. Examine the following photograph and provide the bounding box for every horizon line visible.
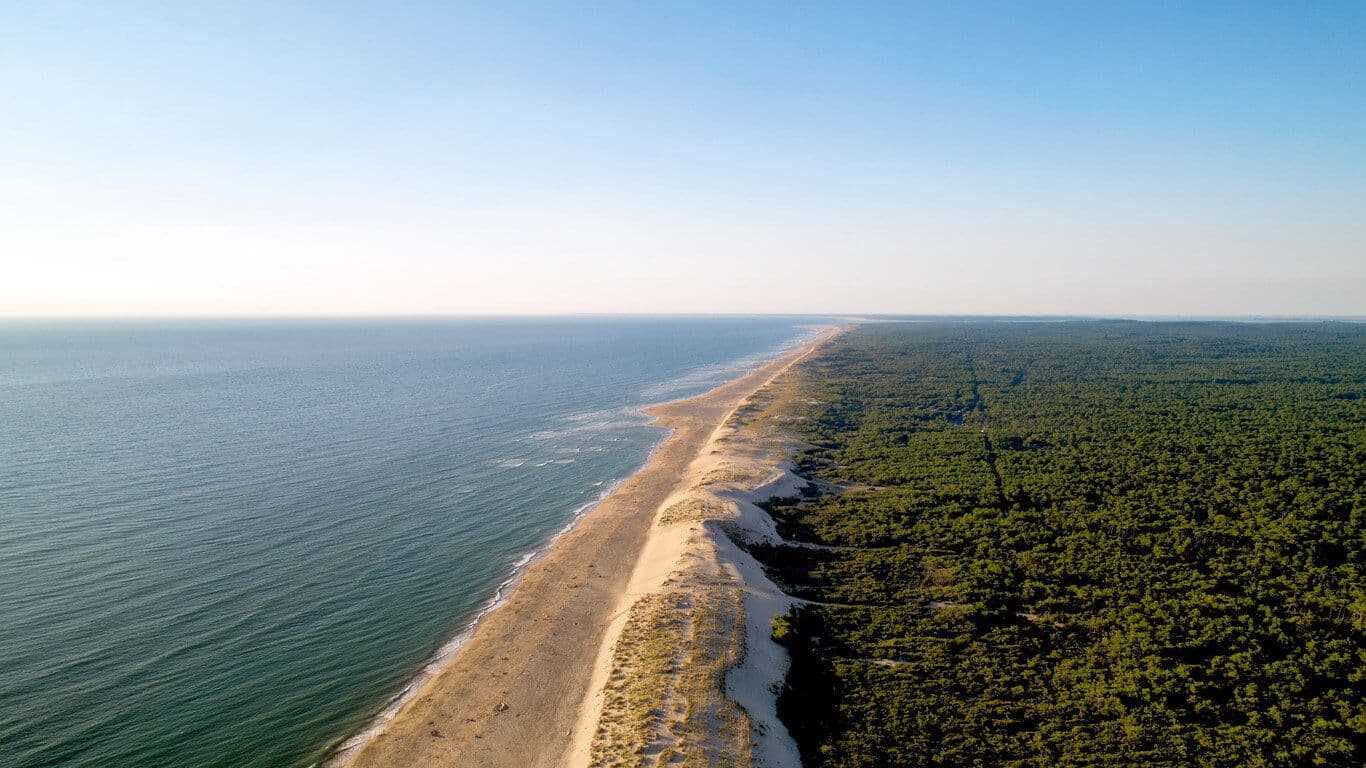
[2,312,1363,323]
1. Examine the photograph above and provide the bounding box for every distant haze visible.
[3,3,1363,317]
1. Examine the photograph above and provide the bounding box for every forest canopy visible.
[756,321,1364,768]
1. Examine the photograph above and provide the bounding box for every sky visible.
[2,2,1363,317]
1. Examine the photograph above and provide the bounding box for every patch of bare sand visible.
[331,328,840,768]
[571,330,841,768]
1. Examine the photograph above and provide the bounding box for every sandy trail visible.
[333,330,834,768]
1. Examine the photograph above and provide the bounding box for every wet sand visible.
[333,330,834,768]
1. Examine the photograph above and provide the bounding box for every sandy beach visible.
[332,328,838,768]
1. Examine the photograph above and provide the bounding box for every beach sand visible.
[333,328,838,768]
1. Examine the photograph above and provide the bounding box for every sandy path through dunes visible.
[333,331,833,768]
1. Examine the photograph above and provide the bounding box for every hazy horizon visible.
[4,3,1363,317]
[2,312,1364,322]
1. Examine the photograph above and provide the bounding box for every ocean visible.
[0,316,818,768]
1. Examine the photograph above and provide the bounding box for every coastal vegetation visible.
[590,586,751,768]
[753,322,1364,767]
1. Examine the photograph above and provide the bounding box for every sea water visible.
[0,317,818,768]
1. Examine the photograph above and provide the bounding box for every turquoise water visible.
[0,317,817,768]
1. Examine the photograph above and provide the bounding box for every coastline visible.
[319,476,631,767]
[327,327,839,768]
[568,331,835,767]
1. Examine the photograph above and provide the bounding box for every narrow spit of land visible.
[333,329,838,768]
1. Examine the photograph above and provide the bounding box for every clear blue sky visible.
[3,2,1362,316]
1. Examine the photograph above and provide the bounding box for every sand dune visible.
[331,328,839,768]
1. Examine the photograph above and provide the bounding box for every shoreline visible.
[325,327,838,768]
[319,475,631,767]
[569,328,840,767]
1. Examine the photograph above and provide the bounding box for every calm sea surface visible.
[0,317,817,768]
